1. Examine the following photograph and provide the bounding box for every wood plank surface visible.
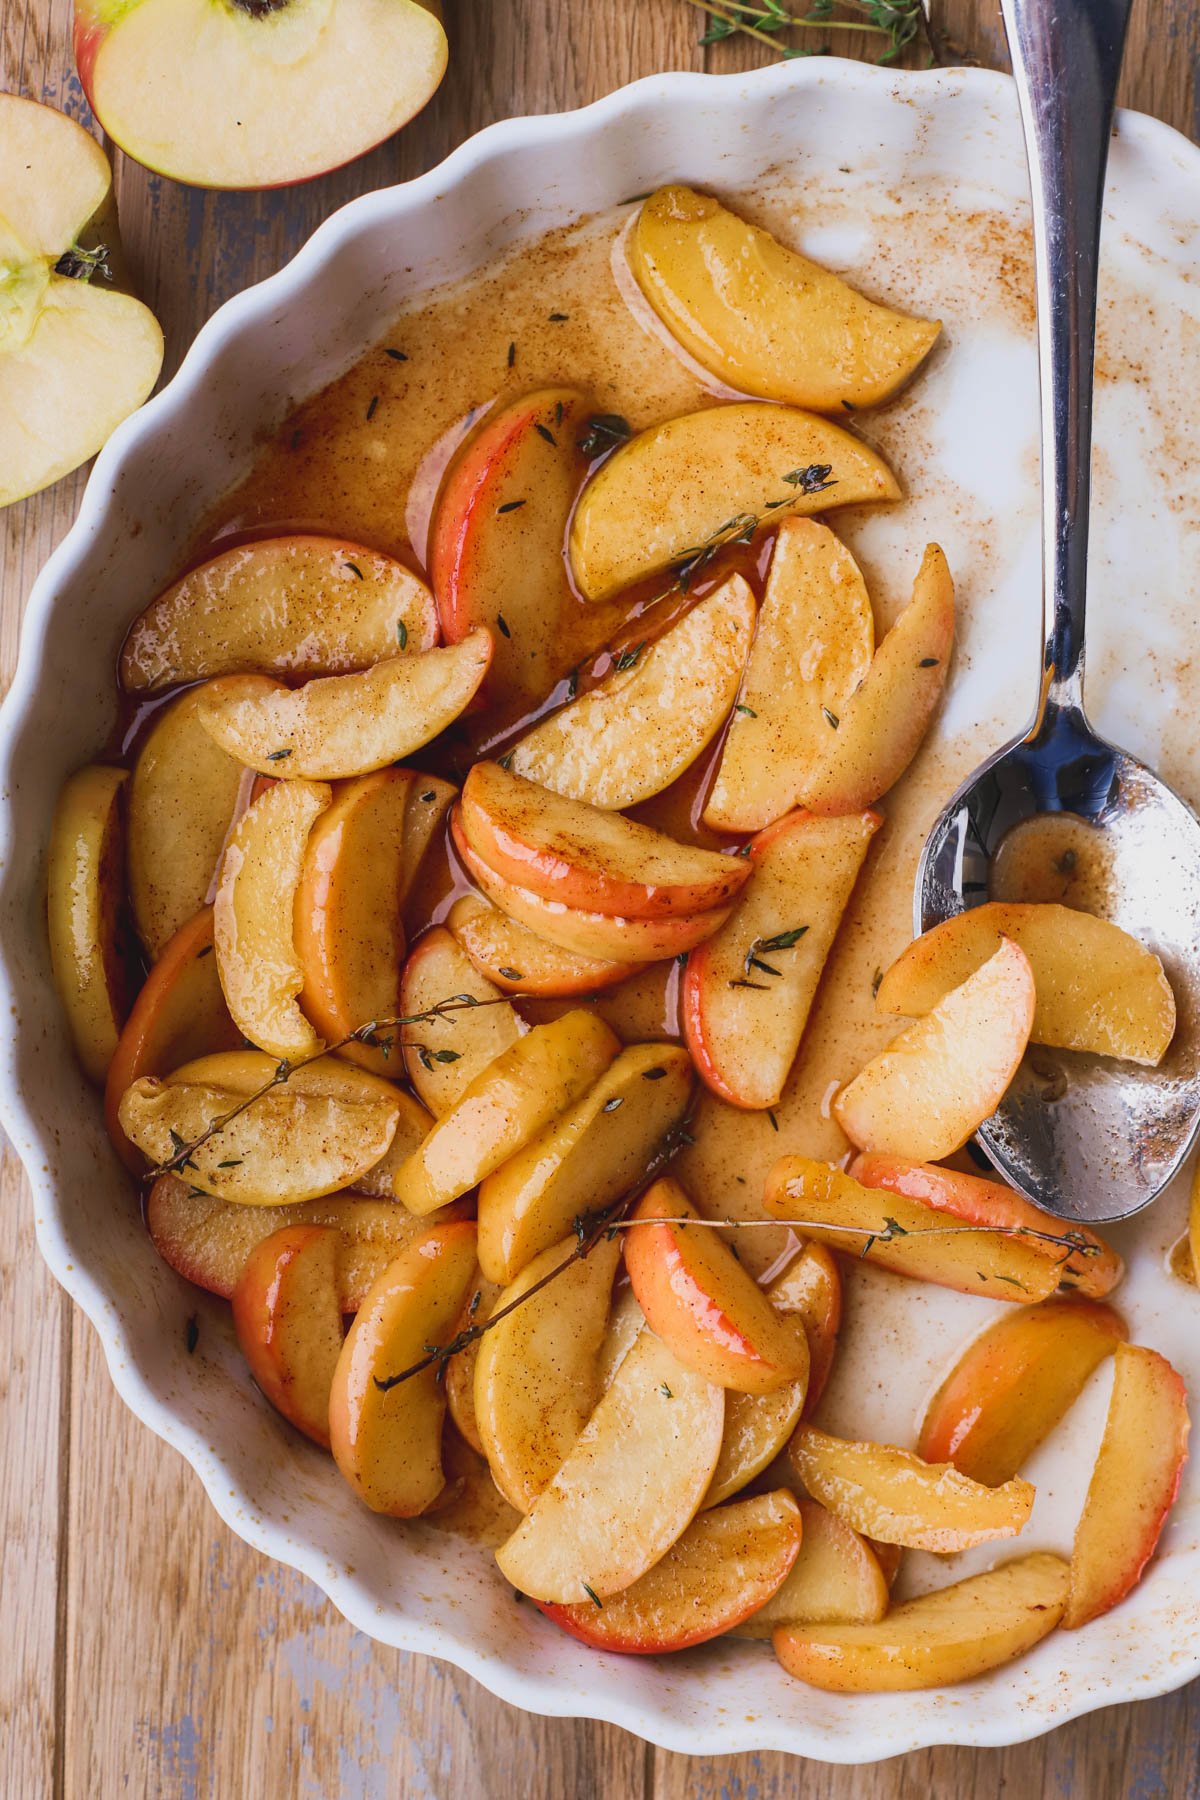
[1,1,1197,1795]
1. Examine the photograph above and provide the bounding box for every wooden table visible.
[3,3,1199,1793]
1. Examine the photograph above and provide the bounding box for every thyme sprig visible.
[674,464,835,592]
[686,0,936,64]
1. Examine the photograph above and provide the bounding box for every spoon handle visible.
[999,0,1133,723]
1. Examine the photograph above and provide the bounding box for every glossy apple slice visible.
[768,1244,842,1416]
[398,925,527,1116]
[47,763,135,1084]
[444,1273,502,1456]
[537,1489,802,1653]
[196,630,492,780]
[1064,1344,1190,1628]
[509,575,756,808]
[705,1376,809,1509]
[346,1086,435,1199]
[447,892,638,996]
[424,1430,523,1548]
[704,518,875,833]
[731,1499,888,1638]
[919,1299,1126,1486]
[833,938,1035,1161]
[774,1553,1069,1692]
[597,1284,646,1390]
[477,1042,694,1284]
[232,1224,343,1447]
[329,1220,478,1516]
[569,401,900,603]
[494,1327,725,1602]
[876,901,1176,1065]
[630,186,940,412]
[684,808,880,1110]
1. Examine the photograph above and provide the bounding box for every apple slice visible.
[329,1220,477,1516]
[768,1244,842,1415]
[684,808,880,1110]
[705,1376,809,1509]
[850,1153,1123,1298]
[0,94,162,506]
[425,1430,524,1548]
[537,1489,802,1653]
[919,1299,1126,1487]
[630,187,940,413]
[119,1049,401,1203]
[730,1499,888,1638]
[447,893,638,996]
[509,575,756,808]
[774,1552,1069,1692]
[833,937,1035,1161]
[398,925,527,1116]
[794,544,955,815]
[196,630,492,780]
[75,0,447,191]
[128,680,266,959]
[46,763,136,1084]
[429,387,592,702]
[460,761,750,919]
[346,1087,435,1199]
[477,1043,694,1283]
[764,1156,1062,1302]
[474,1234,622,1511]
[495,1327,724,1602]
[789,1424,1034,1551]
[597,1284,647,1389]
[232,1224,343,1447]
[444,1273,501,1456]
[396,1010,620,1215]
[568,401,900,603]
[876,901,1176,1065]
[626,1178,811,1395]
[1064,1343,1190,1629]
[703,519,875,833]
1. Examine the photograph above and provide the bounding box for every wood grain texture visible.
[0,0,1197,1795]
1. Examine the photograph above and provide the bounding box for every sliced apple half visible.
[47,763,136,1084]
[232,1223,343,1447]
[703,518,875,833]
[569,400,899,603]
[196,630,492,780]
[919,1299,1126,1487]
[833,937,1035,1161]
[876,901,1176,1066]
[398,925,526,1116]
[476,1042,694,1284]
[767,1244,843,1416]
[1065,1343,1190,1629]
[75,0,448,191]
[774,1553,1069,1692]
[537,1489,802,1653]
[630,186,940,413]
[329,1220,477,1517]
[494,1326,724,1602]
[789,1424,1035,1552]
[731,1499,888,1638]
[461,761,750,919]
[447,892,638,997]
[684,807,880,1110]
[509,575,756,808]
[396,1010,620,1216]
[0,94,162,506]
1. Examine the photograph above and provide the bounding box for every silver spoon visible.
[915,0,1200,1225]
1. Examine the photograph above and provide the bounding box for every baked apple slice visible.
[196,630,492,780]
[704,1372,810,1509]
[447,893,638,996]
[568,401,900,602]
[509,575,756,808]
[730,1499,888,1638]
[444,1273,501,1456]
[630,187,940,413]
[684,808,880,1109]
[769,1243,842,1414]
[47,764,136,1084]
[596,1284,646,1390]
[398,925,526,1115]
[232,1224,344,1447]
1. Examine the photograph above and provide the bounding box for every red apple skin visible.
[232,1225,344,1449]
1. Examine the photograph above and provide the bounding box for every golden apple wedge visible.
[474,1233,622,1511]
[770,1243,842,1414]
[395,1010,620,1215]
[705,1374,809,1509]
[703,518,875,833]
[597,1284,646,1390]
[509,575,756,808]
[398,925,526,1115]
[919,1299,1126,1486]
[568,401,900,603]
[683,807,880,1110]
[630,187,940,413]
[730,1499,888,1638]
[476,1042,694,1283]
[1065,1343,1190,1629]
[494,1327,724,1602]
[329,1220,477,1517]
[46,763,136,1084]
[444,1273,501,1456]
[876,901,1176,1065]
[789,1424,1035,1551]
[537,1489,802,1653]
[774,1553,1069,1692]
[833,937,1035,1161]
[345,1086,434,1199]
[232,1224,343,1447]
[795,544,955,815]
[448,893,638,996]
[196,630,492,780]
